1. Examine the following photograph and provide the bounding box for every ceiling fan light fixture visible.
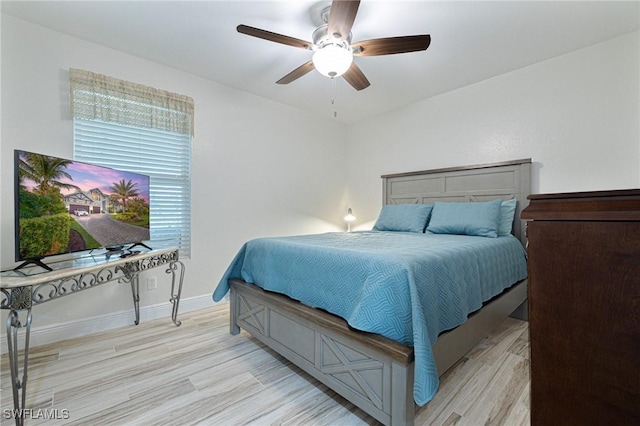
[312,44,353,78]
[237,0,430,92]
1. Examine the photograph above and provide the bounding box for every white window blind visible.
[74,119,191,257]
[70,69,193,258]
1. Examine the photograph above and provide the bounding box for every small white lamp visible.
[344,207,356,232]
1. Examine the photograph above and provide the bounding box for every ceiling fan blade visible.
[327,0,361,42]
[276,61,316,85]
[352,35,431,56]
[237,24,312,49]
[343,62,370,91]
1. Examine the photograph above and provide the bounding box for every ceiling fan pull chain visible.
[331,77,338,118]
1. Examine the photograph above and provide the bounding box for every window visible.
[70,69,193,257]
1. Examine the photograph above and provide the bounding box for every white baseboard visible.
[1,294,214,354]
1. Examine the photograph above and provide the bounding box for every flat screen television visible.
[14,149,151,270]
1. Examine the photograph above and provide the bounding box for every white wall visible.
[345,32,640,228]
[2,13,639,346]
[1,15,347,338]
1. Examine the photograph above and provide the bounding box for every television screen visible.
[15,150,150,266]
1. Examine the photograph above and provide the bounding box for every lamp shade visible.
[313,44,353,78]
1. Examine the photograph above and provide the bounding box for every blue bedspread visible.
[212,231,528,405]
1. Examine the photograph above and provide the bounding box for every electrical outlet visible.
[146,276,158,291]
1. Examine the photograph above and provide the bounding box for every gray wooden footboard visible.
[230,279,414,425]
[229,278,527,426]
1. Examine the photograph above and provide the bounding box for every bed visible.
[213,158,531,426]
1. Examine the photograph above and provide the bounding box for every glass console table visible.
[0,246,185,426]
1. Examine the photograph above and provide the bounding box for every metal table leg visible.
[167,260,184,326]
[129,274,140,325]
[6,308,32,426]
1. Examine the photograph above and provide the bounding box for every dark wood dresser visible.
[521,189,640,425]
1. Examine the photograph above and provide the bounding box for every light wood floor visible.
[1,303,530,425]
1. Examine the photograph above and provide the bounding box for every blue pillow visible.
[373,204,433,233]
[498,198,517,236]
[427,199,502,238]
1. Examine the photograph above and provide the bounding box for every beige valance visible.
[70,68,194,136]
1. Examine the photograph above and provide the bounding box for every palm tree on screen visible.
[18,152,80,216]
[110,179,139,212]
[19,152,80,195]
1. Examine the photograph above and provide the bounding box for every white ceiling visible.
[2,1,639,123]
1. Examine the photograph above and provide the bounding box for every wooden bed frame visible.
[229,158,532,426]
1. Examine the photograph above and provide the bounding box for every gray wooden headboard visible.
[381,159,532,247]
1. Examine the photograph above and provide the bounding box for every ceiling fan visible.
[237,0,431,91]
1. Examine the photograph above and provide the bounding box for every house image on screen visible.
[64,188,116,215]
